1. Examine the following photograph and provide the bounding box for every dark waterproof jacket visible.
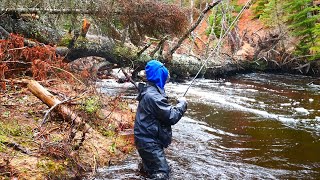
[134,83,187,148]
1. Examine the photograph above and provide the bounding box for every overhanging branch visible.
[166,0,222,59]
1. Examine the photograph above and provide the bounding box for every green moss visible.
[102,130,116,137]
[0,135,8,143]
[114,45,138,59]
[81,96,101,114]
[100,124,116,137]
[27,109,34,115]
[58,33,73,46]
[108,142,116,154]
[2,111,10,118]
[0,135,8,152]
[118,101,129,110]
[233,4,243,13]
[72,36,91,49]
[51,134,64,142]
[0,121,32,137]
[37,159,67,177]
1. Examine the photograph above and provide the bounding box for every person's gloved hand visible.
[177,97,188,112]
[177,97,187,104]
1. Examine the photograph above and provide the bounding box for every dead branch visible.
[26,80,92,140]
[137,42,152,57]
[41,90,87,125]
[41,98,72,126]
[167,0,222,59]
[0,79,29,85]
[120,68,138,90]
[150,35,169,58]
[294,62,311,73]
[0,25,10,39]
[81,19,91,38]
[2,141,32,155]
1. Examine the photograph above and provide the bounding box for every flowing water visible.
[94,73,320,179]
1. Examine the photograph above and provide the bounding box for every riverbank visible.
[0,77,135,179]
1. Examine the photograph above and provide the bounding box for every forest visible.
[0,0,319,179]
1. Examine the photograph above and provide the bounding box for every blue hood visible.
[145,60,168,90]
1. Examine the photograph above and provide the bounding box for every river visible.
[94,73,320,179]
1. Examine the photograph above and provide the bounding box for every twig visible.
[150,35,169,58]
[41,98,72,126]
[92,155,97,175]
[41,90,87,126]
[0,78,29,84]
[2,61,31,64]
[48,65,85,86]
[7,47,28,51]
[0,172,11,176]
[0,8,96,14]
[120,68,138,89]
[137,42,152,57]
[2,141,32,155]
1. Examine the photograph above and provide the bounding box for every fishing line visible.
[183,0,252,97]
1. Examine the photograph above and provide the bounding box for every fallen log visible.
[26,80,92,134]
[0,25,37,46]
[0,15,61,44]
[56,37,215,79]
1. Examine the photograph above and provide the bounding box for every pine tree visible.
[253,0,269,19]
[284,0,320,60]
[310,23,320,60]
[259,0,286,28]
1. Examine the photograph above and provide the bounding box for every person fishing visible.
[134,59,188,179]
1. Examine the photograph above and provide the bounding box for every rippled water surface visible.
[94,73,320,179]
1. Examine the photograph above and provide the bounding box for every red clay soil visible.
[237,0,249,4]
[179,0,266,55]
[191,12,211,55]
[237,1,266,36]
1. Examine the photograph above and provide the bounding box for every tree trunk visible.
[0,15,61,44]
[26,80,92,133]
[56,37,215,80]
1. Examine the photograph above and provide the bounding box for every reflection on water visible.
[94,73,320,179]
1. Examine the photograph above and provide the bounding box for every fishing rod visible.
[183,0,252,97]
